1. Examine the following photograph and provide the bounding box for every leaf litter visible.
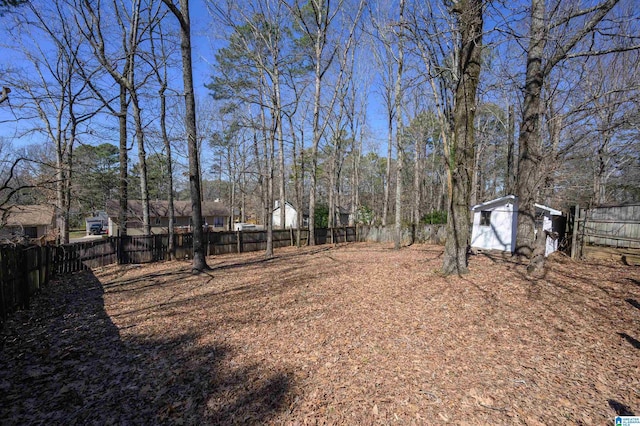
[1,242,639,424]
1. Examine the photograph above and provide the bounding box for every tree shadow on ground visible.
[0,270,294,425]
[626,298,640,310]
[608,399,636,416]
[617,332,640,350]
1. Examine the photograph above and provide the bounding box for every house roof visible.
[471,195,562,215]
[273,200,310,216]
[3,204,55,227]
[106,200,230,218]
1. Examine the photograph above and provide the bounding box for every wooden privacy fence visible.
[0,227,358,326]
[0,245,55,327]
[358,224,446,244]
[570,204,640,258]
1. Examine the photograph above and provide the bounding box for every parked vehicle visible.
[89,223,103,235]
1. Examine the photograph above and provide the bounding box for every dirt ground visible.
[1,242,639,425]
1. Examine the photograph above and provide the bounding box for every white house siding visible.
[273,202,298,229]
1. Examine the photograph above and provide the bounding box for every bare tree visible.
[0,87,10,104]
[441,0,483,275]
[208,0,307,256]
[515,0,623,258]
[290,0,363,245]
[370,9,397,227]
[0,145,38,227]
[405,0,483,273]
[393,0,405,250]
[162,0,209,272]
[76,0,156,236]
[5,1,101,243]
[149,10,177,258]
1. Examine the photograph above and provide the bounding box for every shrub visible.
[420,210,447,224]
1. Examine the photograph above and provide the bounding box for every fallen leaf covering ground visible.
[1,242,639,425]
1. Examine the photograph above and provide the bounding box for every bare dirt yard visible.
[1,242,639,425]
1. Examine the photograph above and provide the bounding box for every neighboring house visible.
[470,195,564,256]
[106,200,231,236]
[272,201,308,229]
[0,204,56,240]
[85,210,108,235]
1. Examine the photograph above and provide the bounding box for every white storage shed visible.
[470,195,563,256]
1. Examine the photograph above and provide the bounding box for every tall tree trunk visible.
[159,83,175,259]
[62,147,72,244]
[118,86,128,240]
[297,143,304,245]
[258,84,274,256]
[275,74,286,230]
[229,143,236,231]
[394,0,405,250]
[163,0,208,271]
[309,46,322,246]
[471,145,482,207]
[131,96,151,235]
[352,130,361,226]
[56,137,68,245]
[505,103,515,195]
[253,119,266,227]
[62,115,77,245]
[413,127,422,226]
[328,153,335,229]
[265,122,274,257]
[515,0,545,258]
[151,24,176,258]
[442,0,483,275]
[383,113,392,226]
[515,0,619,257]
[289,114,303,246]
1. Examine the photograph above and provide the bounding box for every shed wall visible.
[471,204,515,252]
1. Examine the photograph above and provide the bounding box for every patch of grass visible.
[69,229,86,239]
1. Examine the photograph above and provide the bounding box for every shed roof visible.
[533,203,562,216]
[471,195,562,216]
[471,195,516,211]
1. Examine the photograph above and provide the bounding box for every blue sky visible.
[0,0,391,160]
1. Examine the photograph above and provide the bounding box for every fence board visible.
[581,204,640,249]
[0,245,55,327]
[2,226,365,328]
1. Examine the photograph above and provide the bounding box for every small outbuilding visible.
[470,195,563,256]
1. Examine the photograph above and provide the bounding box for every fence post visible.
[579,207,587,259]
[44,246,51,285]
[0,248,6,323]
[19,248,29,310]
[570,204,579,259]
[35,246,41,291]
